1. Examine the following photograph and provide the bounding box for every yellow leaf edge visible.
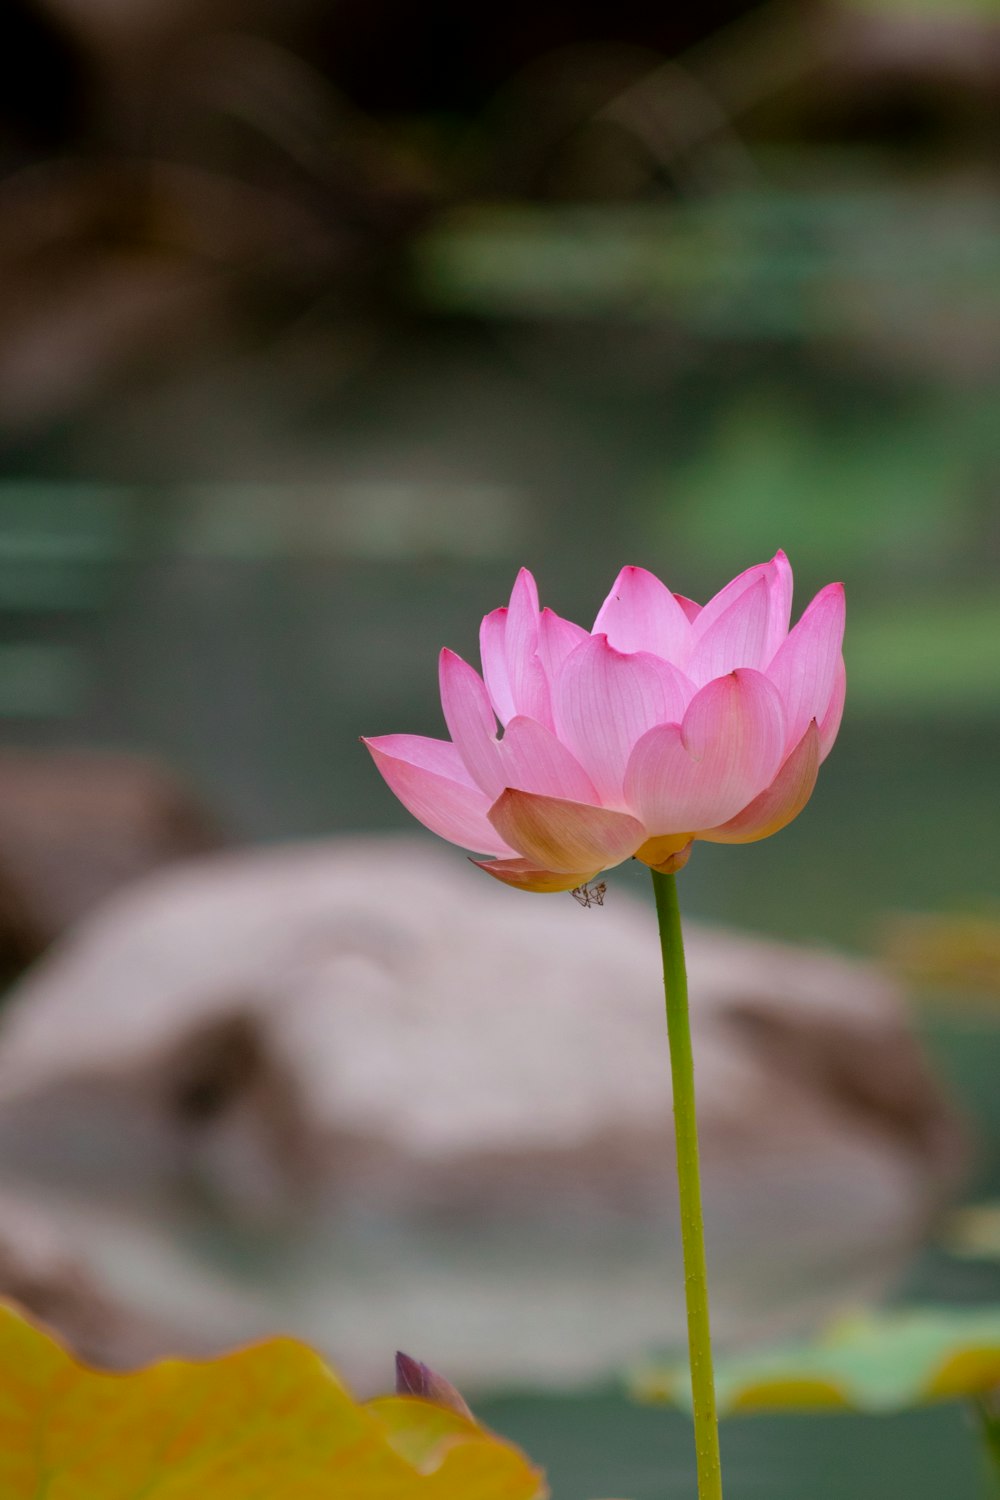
[0,1298,548,1497]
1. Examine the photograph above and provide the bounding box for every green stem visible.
[651,869,723,1500]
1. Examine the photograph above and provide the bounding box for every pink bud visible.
[394,1351,473,1419]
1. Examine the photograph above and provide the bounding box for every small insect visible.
[571,881,607,909]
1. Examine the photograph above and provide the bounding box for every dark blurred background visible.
[0,2,997,1494]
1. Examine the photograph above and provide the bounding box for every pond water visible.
[478,1392,981,1500]
[1,218,997,1498]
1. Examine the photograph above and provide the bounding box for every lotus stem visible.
[651,869,723,1500]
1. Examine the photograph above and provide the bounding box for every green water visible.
[478,1393,981,1500]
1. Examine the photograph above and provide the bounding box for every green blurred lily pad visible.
[633,1307,1000,1414]
[945,1205,1000,1261]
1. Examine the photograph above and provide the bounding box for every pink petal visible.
[365,733,475,785]
[691,552,792,665]
[686,575,772,685]
[488,788,645,874]
[553,634,695,805]
[818,655,846,761]
[480,607,515,724]
[505,568,551,724]
[700,721,820,844]
[764,550,794,664]
[593,566,691,661]
[363,734,515,856]
[623,668,786,833]
[498,716,600,802]
[767,582,845,753]
[439,649,502,796]
[674,594,701,623]
[505,567,541,660]
[537,607,588,684]
[471,857,601,893]
[691,558,772,641]
[395,1353,472,1418]
[511,655,551,725]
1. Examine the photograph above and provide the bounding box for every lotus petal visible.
[471,857,601,893]
[488,788,645,873]
[499,716,600,802]
[768,582,845,753]
[593,565,691,661]
[687,575,773,684]
[505,568,551,723]
[537,607,588,684]
[634,835,694,873]
[702,721,820,844]
[479,607,514,724]
[692,556,772,639]
[819,655,846,761]
[554,634,694,804]
[439,649,501,796]
[363,735,516,856]
[624,669,786,834]
[764,549,794,662]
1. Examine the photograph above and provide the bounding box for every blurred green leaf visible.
[414,189,1000,336]
[883,911,1000,996]
[945,1205,1000,1261]
[633,1308,1000,1414]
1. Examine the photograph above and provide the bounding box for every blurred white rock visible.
[0,837,963,1387]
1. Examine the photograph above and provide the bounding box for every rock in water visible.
[0,837,964,1386]
[0,749,224,984]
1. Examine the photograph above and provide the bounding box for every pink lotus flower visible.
[363,554,845,893]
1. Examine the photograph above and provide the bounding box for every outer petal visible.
[498,715,600,802]
[700,720,820,844]
[592,566,691,662]
[363,734,516,856]
[818,655,846,761]
[554,634,695,805]
[479,607,514,724]
[365,733,475,785]
[471,857,601,893]
[439,649,502,796]
[488,788,645,874]
[623,669,786,834]
[686,575,773,685]
[767,582,845,753]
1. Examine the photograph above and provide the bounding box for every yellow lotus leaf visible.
[0,1301,546,1499]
